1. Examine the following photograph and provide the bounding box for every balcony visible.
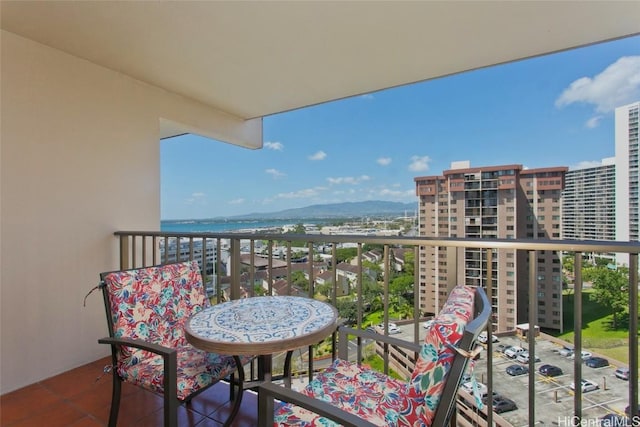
[5,230,635,426]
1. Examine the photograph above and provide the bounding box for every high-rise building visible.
[563,158,616,241]
[415,161,567,332]
[615,101,640,266]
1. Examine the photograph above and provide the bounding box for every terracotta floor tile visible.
[7,401,86,427]
[0,383,62,425]
[0,358,260,427]
[40,362,107,400]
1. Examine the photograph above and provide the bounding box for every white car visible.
[504,346,525,359]
[386,323,402,334]
[570,379,599,393]
[570,350,593,360]
[558,346,574,357]
[478,332,499,344]
[461,381,488,398]
[515,351,540,364]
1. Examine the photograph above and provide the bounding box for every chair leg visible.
[224,356,245,427]
[229,372,236,401]
[164,352,178,427]
[108,374,122,427]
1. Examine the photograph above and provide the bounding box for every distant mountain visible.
[229,201,418,220]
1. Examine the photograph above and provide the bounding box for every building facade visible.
[562,158,616,242]
[615,101,640,266]
[415,162,567,332]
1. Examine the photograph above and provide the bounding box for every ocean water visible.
[161,218,331,233]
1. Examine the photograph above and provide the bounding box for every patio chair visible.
[258,285,490,427]
[98,260,252,427]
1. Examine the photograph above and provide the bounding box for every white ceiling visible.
[2,1,639,121]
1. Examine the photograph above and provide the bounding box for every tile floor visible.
[0,357,259,427]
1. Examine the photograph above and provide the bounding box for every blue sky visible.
[161,35,640,220]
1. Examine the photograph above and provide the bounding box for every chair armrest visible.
[98,336,177,357]
[337,325,422,359]
[258,381,378,427]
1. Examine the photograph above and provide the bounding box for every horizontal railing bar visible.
[115,231,640,254]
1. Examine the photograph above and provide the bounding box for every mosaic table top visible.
[185,296,339,355]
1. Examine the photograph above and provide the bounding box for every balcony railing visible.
[115,230,639,426]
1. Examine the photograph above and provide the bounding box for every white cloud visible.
[377,188,414,198]
[361,94,374,100]
[228,198,245,205]
[585,115,603,129]
[555,56,640,113]
[327,175,371,185]
[276,187,326,199]
[377,157,392,166]
[309,151,327,161]
[185,192,206,205]
[264,141,284,150]
[408,155,431,172]
[265,168,286,178]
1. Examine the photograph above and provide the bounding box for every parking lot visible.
[467,334,634,426]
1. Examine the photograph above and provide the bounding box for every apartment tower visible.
[563,158,616,241]
[415,161,567,332]
[615,101,640,266]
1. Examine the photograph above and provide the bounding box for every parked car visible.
[570,379,599,393]
[559,346,574,357]
[382,323,402,334]
[478,332,499,344]
[539,364,563,377]
[625,404,640,417]
[461,381,488,398]
[487,396,518,414]
[504,346,525,359]
[515,351,540,364]
[496,344,509,353]
[570,350,593,360]
[600,413,631,427]
[615,367,630,380]
[585,356,609,368]
[506,364,528,376]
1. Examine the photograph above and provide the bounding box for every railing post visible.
[573,252,583,421]
[119,235,130,270]
[485,248,494,427]
[629,253,638,422]
[528,250,537,427]
[230,237,240,300]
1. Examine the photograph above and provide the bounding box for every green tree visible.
[336,248,357,263]
[336,299,358,325]
[362,260,383,280]
[403,250,415,276]
[291,270,309,292]
[390,274,413,297]
[585,267,629,329]
[562,254,574,274]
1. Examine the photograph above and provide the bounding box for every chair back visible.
[100,261,208,367]
[404,285,490,426]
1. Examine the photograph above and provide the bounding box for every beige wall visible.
[0,31,261,393]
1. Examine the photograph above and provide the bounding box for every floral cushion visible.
[102,261,248,400]
[273,285,475,426]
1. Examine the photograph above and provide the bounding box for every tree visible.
[336,299,358,325]
[403,250,415,276]
[290,270,309,292]
[586,267,629,329]
[335,248,357,263]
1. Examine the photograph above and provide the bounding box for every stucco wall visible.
[0,31,260,393]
